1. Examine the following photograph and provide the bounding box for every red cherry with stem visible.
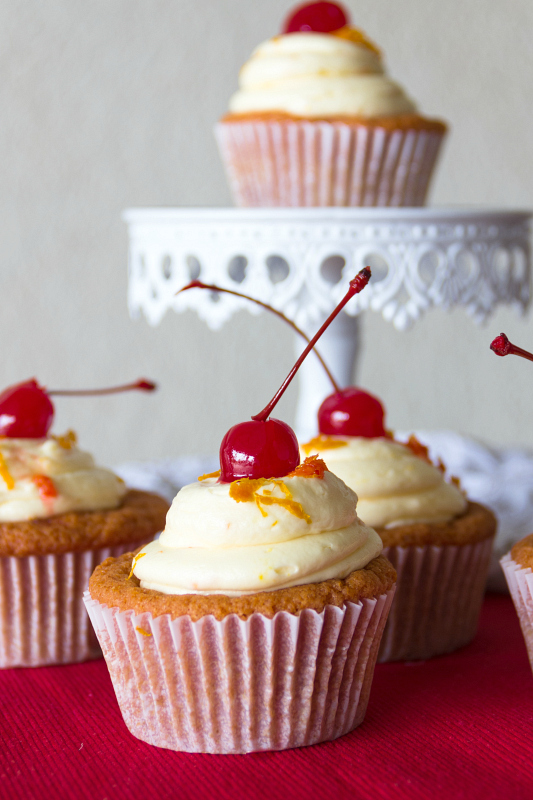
[0,380,54,439]
[179,277,386,440]
[220,419,299,481]
[283,1,348,34]
[0,378,156,439]
[318,387,386,438]
[490,332,533,362]
[182,268,370,482]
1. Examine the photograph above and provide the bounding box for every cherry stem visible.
[490,333,533,363]
[48,379,156,397]
[252,268,371,422]
[178,280,341,393]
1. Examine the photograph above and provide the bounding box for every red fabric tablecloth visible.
[0,595,532,800]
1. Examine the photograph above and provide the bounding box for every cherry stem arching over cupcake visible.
[0,378,156,439]
[490,332,533,363]
[180,268,372,482]
[179,274,386,444]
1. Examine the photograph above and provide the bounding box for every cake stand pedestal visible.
[124,207,531,439]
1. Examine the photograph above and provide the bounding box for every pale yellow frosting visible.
[0,435,127,522]
[134,470,382,596]
[300,436,467,528]
[228,32,417,119]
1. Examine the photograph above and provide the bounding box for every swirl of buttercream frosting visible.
[300,436,467,529]
[0,434,126,522]
[134,468,382,596]
[228,32,417,119]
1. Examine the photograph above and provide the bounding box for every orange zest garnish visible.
[0,453,14,490]
[301,435,347,456]
[403,435,445,473]
[198,470,221,481]
[229,477,311,523]
[52,430,78,450]
[287,455,328,479]
[128,551,146,580]
[404,435,431,463]
[32,475,58,502]
[332,26,381,56]
[136,627,152,637]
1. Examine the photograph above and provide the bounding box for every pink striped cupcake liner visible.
[0,543,145,668]
[379,538,493,662]
[215,118,445,207]
[501,553,533,673]
[84,587,395,754]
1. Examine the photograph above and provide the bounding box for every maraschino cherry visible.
[490,332,533,363]
[179,275,386,442]
[180,269,371,482]
[0,378,156,439]
[283,1,348,34]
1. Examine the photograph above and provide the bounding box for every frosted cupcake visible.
[85,269,397,753]
[0,378,168,667]
[495,333,533,673]
[301,423,496,662]
[216,1,447,207]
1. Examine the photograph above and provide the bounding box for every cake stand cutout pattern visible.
[124,207,531,439]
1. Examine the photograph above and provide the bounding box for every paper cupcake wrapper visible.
[0,543,144,668]
[215,119,445,207]
[84,587,395,754]
[379,538,493,662]
[501,554,533,673]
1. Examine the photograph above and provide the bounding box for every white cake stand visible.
[124,207,531,439]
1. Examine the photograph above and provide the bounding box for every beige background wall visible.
[1,0,532,466]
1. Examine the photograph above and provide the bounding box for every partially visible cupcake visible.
[501,537,533,673]
[0,379,168,668]
[216,1,447,207]
[85,456,395,753]
[301,432,496,661]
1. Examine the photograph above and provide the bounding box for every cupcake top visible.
[133,457,383,596]
[300,435,467,529]
[0,432,126,522]
[228,29,417,119]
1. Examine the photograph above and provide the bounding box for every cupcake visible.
[86,457,395,754]
[494,333,533,672]
[215,1,447,207]
[84,269,397,754]
[501,537,533,673]
[302,411,496,662]
[0,378,168,668]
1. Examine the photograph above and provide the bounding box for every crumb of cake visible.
[0,490,169,557]
[89,553,396,622]
[377,502,496,548]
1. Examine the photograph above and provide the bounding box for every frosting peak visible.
[300,435,467,529]
[228,31,417,119]
[134,468,382,596]
[0,434,126,522]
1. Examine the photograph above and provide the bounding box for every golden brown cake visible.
[89,550,395,622]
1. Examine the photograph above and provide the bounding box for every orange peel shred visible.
[198,470,221,481]
[301,435,347,455]
[0,453,14,491]
[128,551,146,580]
